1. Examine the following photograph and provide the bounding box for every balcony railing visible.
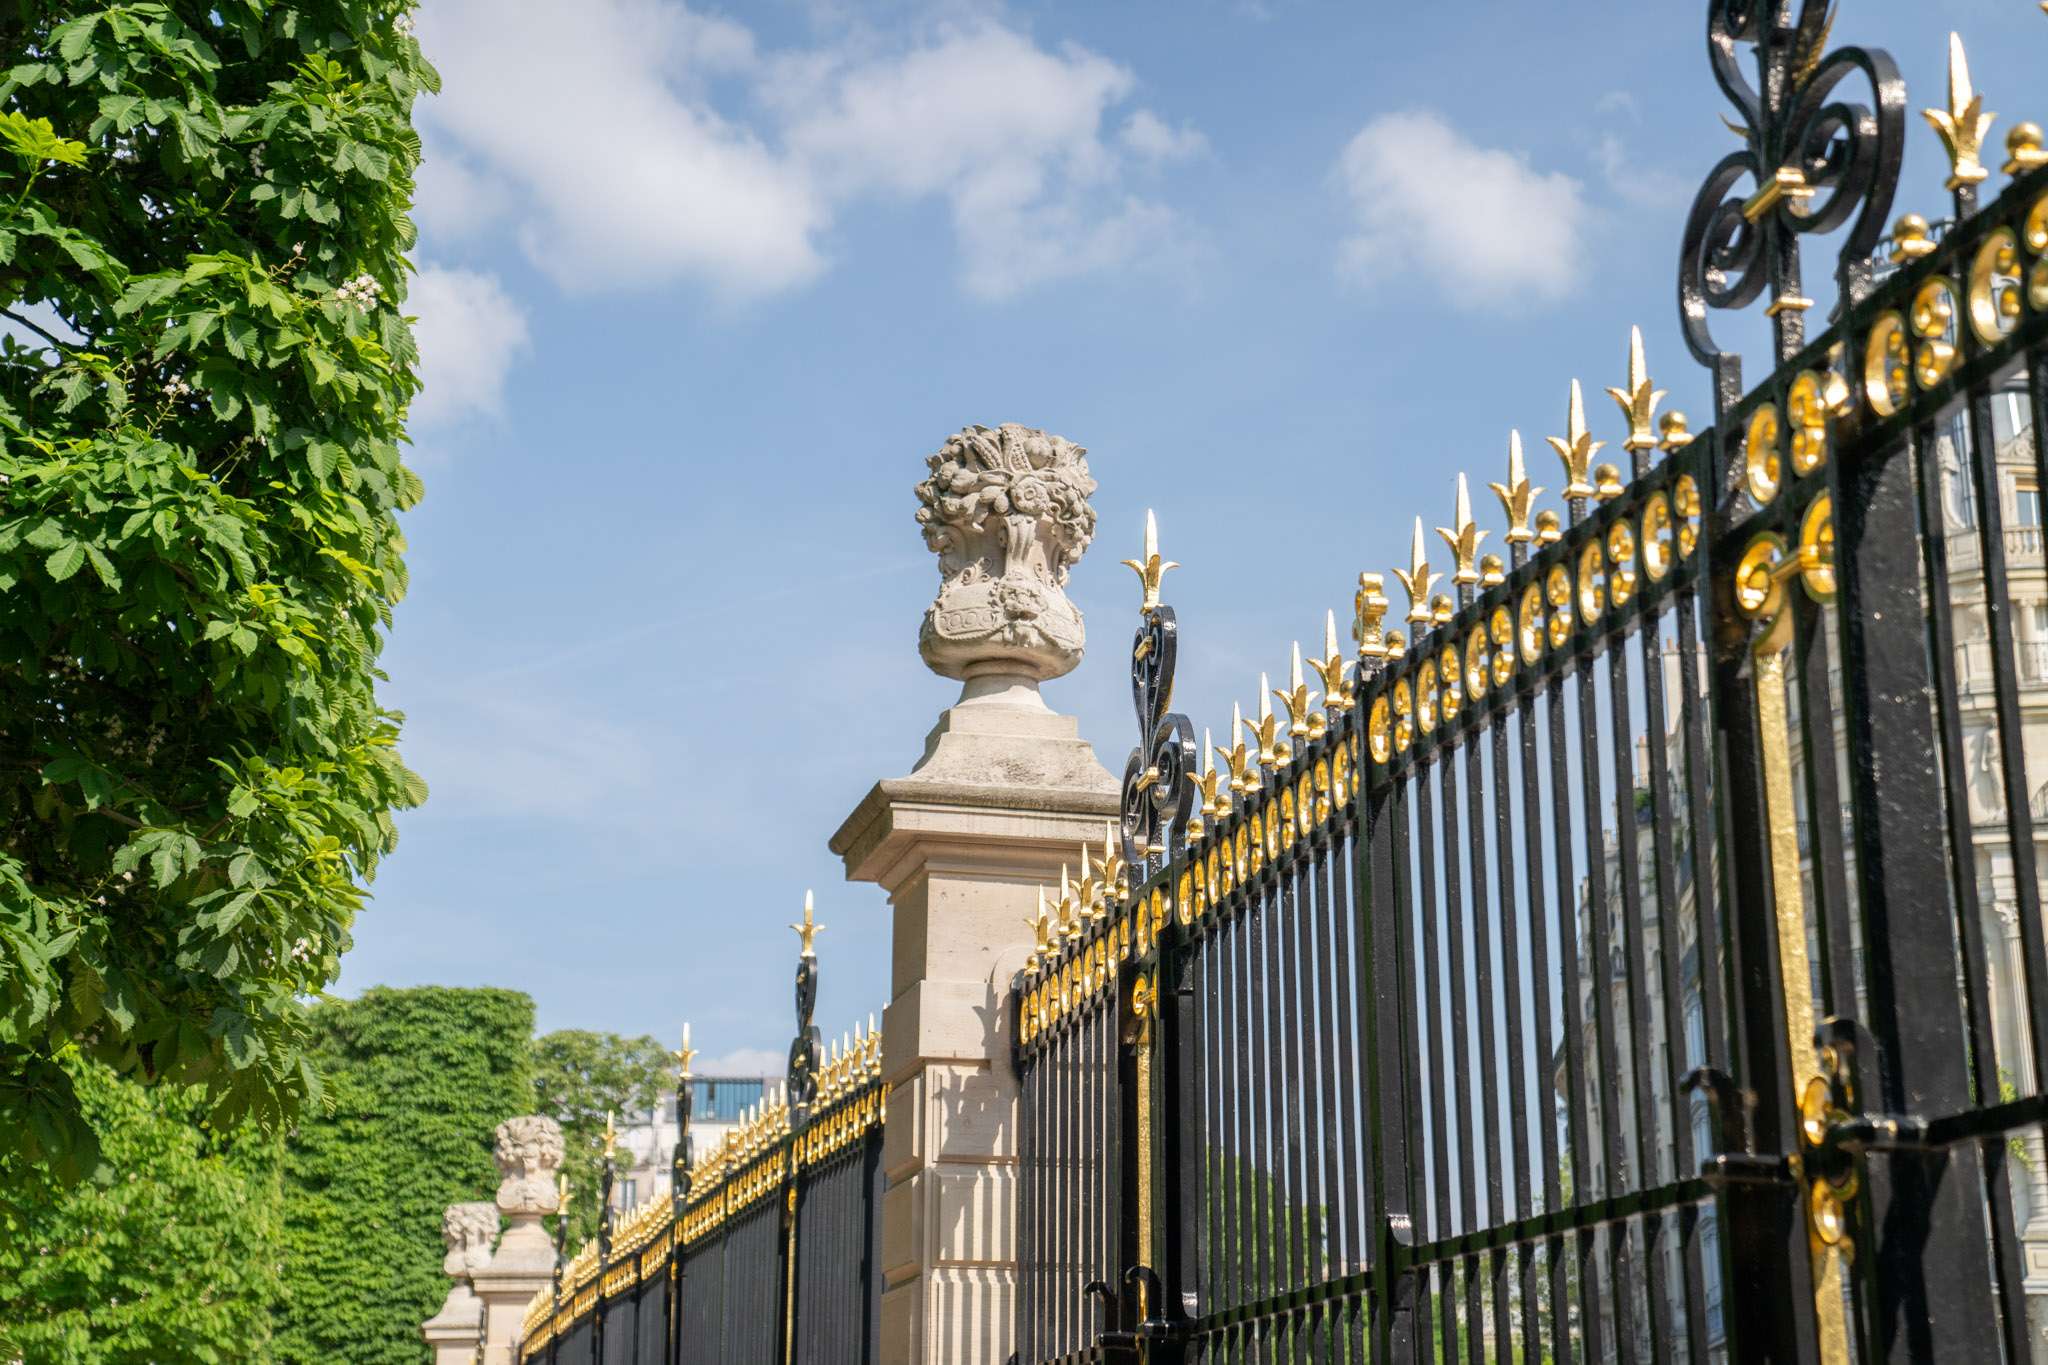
[1945,525,2045,572]
[1954,640,2048,693]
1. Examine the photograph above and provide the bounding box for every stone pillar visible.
[831,424,1121,1365]
[472,1115,564,1365]
[423,1202,497,1364]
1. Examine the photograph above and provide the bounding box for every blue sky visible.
[342,0,2045,1072]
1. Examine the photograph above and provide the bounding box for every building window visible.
[1992,385,2033,448]
[617,1178,638,1209]
[1942,437,1976,529]
[2016,477,2042,529]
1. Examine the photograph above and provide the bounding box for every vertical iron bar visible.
[1642,611,1712,1365]
[1608,630,1669,1360]
[1575,648,1638,1361]
[1417,757,1461,1363]
[1493,695,1537,1364]
[1549,669,1605,1365]
[1464,718,1511,1361]
[1831,421,1999,1361]
[1362,765,1419,1365]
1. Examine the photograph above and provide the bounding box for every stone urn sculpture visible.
[490,1114,563,1271]
[914,423,1097,702]
[421,1201,499,1361]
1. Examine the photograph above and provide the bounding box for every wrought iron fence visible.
[519,899,884,1365]
[1015,3,2048,1361]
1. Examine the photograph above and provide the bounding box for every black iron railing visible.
[519,907,884,1365]
[1014,4,2048,1362]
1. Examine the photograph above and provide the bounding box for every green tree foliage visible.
[0,1053,284,1363]
[0,1,433,1175]
[273,987,532,1365]
[531,1029,672,1247]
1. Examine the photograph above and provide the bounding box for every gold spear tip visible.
[1924,31,1994,189]
[674,1022,697,1079]
[1392,517,1441,624]
[1120,508,1180,615]
[790,890,824,956]
[1437,472,1485,583]
[1548,379,1604,498]
[1605,325,1666,453]
[1490,429,1542,543]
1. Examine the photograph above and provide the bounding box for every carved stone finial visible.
[442,1201,500,1278]
[423,1201,498,1345]
[492,1114,564,1218]
[914,424,1097,690]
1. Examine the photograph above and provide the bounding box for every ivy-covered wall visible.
[273,986,534,1365]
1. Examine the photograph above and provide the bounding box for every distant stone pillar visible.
[832,425,1121,1365]
[422,1202,497,1364]
[473,1115,564,1365]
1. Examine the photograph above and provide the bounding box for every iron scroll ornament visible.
[1679,0,1904,415]
[788,956,821,1118]
[1121,604,1198,872]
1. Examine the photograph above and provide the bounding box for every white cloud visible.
[418,0,823,297]
[1120,109,1208,164]
[414,2,1198,301]
[1333,109,1589,310]
[412,148,516,242]
[1594,90,1639,119]
[408,263,531,427]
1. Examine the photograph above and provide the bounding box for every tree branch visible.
[1,306,77,353]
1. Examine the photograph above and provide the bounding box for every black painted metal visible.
[1006,7,2048,1362]
[520,946,885,1365]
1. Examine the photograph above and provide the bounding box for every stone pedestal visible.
[472,1250,554,1365]
[423,1201,498,1364]
[423,1283,486,1365]
[476,1116,564,1365]
[833,687,1119,1365]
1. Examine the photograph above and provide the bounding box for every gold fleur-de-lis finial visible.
[1490,431,1542,544]
[1547,379,1604,501]
[1056,864,1079,938]
[603,1110,617,1160]
[1026,889,1052,968]
[790,890,824,957]
[1098,819,1127,904]
[1925,31,1994,190]
[1273,642,1325,743]
[1604,326,1667,454]
[1245,676,1293,768]
[1310,609,1353,713]
[1391,518,1441,626]
[1436,473,1487,587]
[1121,509,1179,616]
[1353,572,1389,659]
[1188,726,1230,831]
[1077,845,1105,923]
[674,1022,697,1080]
[1219,701,1260,794]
